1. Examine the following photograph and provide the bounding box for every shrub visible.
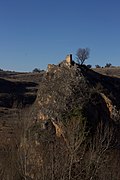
[95,65,101,68]
[87,64,92,69]
[105,63,112,68]
[32,68,41,73]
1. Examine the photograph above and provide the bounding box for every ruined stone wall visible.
[65,54,72,65]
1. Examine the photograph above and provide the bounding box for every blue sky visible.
[0,0,120,71]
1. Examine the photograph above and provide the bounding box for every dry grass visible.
[93,67,120,78]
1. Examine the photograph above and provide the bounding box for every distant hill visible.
[93,66,120,77]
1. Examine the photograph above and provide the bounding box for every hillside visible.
[0,58,120,180]
[93,66,120,78]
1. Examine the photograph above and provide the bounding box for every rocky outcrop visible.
[0,59,120,180]
[30,59,120,137]
[22,59,120,180]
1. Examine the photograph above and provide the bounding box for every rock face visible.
[24,59,120,179]
[0,59,120,180]
[35,59,120,133]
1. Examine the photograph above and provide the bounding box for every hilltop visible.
[0,56,120,180]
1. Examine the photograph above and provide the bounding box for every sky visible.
[0,0,120,72]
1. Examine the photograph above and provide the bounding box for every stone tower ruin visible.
[65,54,72,65]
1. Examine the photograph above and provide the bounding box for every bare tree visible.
[60,109,88,180]
[76,48,90,65]
[85,121,115,180]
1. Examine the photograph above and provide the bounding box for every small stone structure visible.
[47,54,74,72]
[65,54,73,65]
[58,54,74,67]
